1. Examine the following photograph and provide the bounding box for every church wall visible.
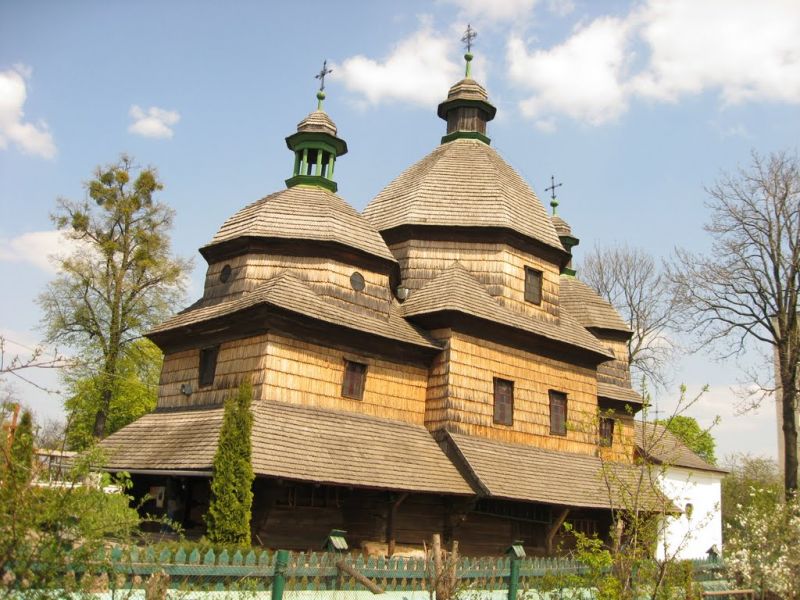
[425,328,452,431]
[262,333,428,424]
[156,334,269,409]
[441,332,602,455]
[390,239,560,322]
[202,253,393,319]
[597,337,631,387]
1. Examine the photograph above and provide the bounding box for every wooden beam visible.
[386,492,409,557]
[335,560,384,594]
[546,508,570,555]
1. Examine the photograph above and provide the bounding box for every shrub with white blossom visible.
[724,487,800,599]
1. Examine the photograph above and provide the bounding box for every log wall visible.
[261,333,428,424]
[157,334,269,409]
[202,253,392,320]
[390,239,561,322]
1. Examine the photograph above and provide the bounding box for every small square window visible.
[342,360,367,400]
[198,346,219,388]
[524,267,543,305]
[549,390,567,436]
[599,417,615,447]
[493,378,514,426]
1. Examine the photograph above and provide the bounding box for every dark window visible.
[493,378,514,425]
[549,390,567,435]
[599,417,615,447]
[198,346,219,388]
[524,267,543,304]
[350,271,365,291]
[219,264,232,283]
[342,360,367,400]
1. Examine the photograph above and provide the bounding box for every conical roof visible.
[296,110,338,136]
[550,214,572,237]
[437,77,496,120]
[363,138,565,253]
[203,186,395,263]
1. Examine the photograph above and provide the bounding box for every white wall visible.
[656,466,724,560]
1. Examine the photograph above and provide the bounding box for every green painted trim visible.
[285,175,338,193]
[437,97,497,121]
[285,131,347,156]
[561,267,577,277]
[441,130,491,145]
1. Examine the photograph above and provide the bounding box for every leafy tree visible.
[655,415,717,465]
[205,381,254,546]
[4,409,34,489]
[721,453,782,536]
[63,338,161,451]
[669,150,799,496]
[581,244,676,388]
[39,155,190,439]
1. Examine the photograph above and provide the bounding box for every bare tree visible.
[669,150,799,497]
[581,245,676,388]
[0,335,70,393]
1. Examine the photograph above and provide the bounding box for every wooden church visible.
[102,43,653,556]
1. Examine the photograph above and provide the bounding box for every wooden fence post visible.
[272,549,289,600]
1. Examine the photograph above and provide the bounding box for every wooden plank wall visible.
[157,334,269,409]
[390,239,561,322]
[202,253,393,320]
[425,328,452,431]
[262,333,428,424]
[443,332,600,454]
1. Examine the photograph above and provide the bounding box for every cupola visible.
[437,26,497,145]
[546,177,580,275]
[285,61,348,193]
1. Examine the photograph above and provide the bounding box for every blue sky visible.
[1,0,798,460]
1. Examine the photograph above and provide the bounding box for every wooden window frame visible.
[549,390,567,436]
[524,267,543,305]
[198,345,219,388]
[341,360,368,400]
[599,417,615,447]
[493,377,514,426]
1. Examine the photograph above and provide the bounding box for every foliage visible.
[720,453,782,537]
[39,155,190,440]
[724,487,800,599]
[205,381,254,546]
[581,244,676,388]
[654,415,717,465]
[63,338,162,451]
[5,409,34,489]
[0,439,143,596]
[668,150,799,496]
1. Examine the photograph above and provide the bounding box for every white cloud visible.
[631,0,800,105]
[508,16,634,126]
[440,0,539,23]
[0,230,82,273]
[337,23,463,108]
[128,105,180,139]
[507,0,800,128]
[546,0,575,17]
[0,65,56,159]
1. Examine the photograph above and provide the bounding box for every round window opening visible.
[219,264,232,283]
[350,271,365,292]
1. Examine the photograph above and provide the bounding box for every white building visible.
[635,422,728,560]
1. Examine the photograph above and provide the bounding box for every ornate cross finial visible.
[462,24,477,53]
[315,60,333,92]
[545,175,563,214]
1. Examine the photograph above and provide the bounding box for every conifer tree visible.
[205,381,254,545]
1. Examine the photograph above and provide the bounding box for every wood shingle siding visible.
[559,277,632,334]
[263,333,428,424]
[362,138,566,255]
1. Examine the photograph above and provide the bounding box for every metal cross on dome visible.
[315,60,332,92]
[545,175,563,201]
[462,24,477,52]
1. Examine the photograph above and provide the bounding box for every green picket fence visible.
[7,547,733,595]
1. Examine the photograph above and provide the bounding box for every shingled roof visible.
[402,262,612,359]
[203,186,396,264]
[362,138,565,254]
[560,276,632,335]
[442,431,667,510]
[150,271,438,350]
[635,422,727,474]
[102,401,473,495]
[597,382,643,405]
